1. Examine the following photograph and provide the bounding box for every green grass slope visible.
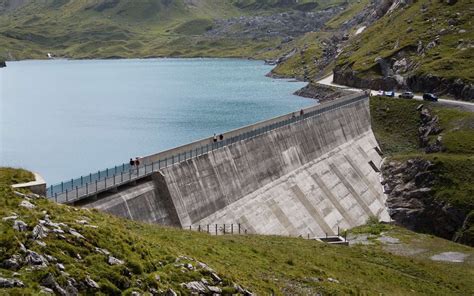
[0,0,340,60]
[1,167,473,295]
[336,0,473,82]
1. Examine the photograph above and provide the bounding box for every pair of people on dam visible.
[129,157,141,171]
[213,133,224,142]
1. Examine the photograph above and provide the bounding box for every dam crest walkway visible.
[47,93,368,204]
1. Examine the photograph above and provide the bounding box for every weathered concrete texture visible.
[84,173,180,226]
[191,131,389,236]
[159,98,389,234]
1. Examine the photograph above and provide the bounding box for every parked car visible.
[423,93,438,102]
[399,91,414,99]
[377,90,384,96]
[384,90,395,97]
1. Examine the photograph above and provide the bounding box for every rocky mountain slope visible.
[333,0,473,100]
[1,168,473,295]
[370,96,474,246]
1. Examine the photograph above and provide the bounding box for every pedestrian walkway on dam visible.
[47,93,368,204]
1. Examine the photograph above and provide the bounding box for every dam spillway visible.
[70,93,390,236]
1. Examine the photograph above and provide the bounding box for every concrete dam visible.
[58,93,389,236]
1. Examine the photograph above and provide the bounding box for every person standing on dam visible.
[135,157,140,169]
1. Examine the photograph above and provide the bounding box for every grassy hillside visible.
[1,167,473,295]
[0,0,343,60]
[336,0,473,82]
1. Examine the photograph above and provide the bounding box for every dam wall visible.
[84,95,390,236]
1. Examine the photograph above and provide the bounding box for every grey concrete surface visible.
[12,172,47,196]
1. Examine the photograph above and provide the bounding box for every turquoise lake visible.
[0,58,312,184]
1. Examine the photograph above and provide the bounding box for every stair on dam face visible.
[79,96,390,237]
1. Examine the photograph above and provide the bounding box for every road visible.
[317,75,474,111]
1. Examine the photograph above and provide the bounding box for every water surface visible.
[0,58,312,184]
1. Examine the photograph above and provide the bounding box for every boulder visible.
[0,277,24,288]
[2,255,22,270]
[85,276,99,289]
[32,224,49,240]
[26,250,48,267]
[19,200,36,209]
[183,281,207,293]
[13,220,28,232]
[108,256,124,265]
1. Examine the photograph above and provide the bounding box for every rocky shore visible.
[293,83,351,103]
[0,60,6,68]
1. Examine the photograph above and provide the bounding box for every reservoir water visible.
[1,58,312,184]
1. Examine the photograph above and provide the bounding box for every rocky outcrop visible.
[294,83,351,103]
[417,106,444,153]
[334,65,474,101]
[407,74,474,102]
[382,159,468,243]
[333,65,399,90]
[0,60,6,67]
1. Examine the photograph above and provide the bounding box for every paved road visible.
[318,75,474,112]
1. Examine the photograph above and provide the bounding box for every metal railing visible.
[47,93,368,204]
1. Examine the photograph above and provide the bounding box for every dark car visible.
[384,90,395,97]
[399,91,414,99]
[423,93,438,102]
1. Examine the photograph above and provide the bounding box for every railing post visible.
[81,176,83,186]
[231,224,233,234]
[106,168,109,177]
[71,179,73,190]
[95,180,98,191]
[89,173,92,182]
[198,225,201,232]
[86,183,88,195]
[121,172,123,182]
[76,186,78,199]
[223,224,226,235]
[50,185,53,196]
[105,177,107,188]
[55,193,57,203]
[207,224,209,233]
[238,223,241,234]
[66,189,68,202]
[98,170,101,179]
[113,175,116,186]
[115,166,117,174]
[215,224,217,235]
